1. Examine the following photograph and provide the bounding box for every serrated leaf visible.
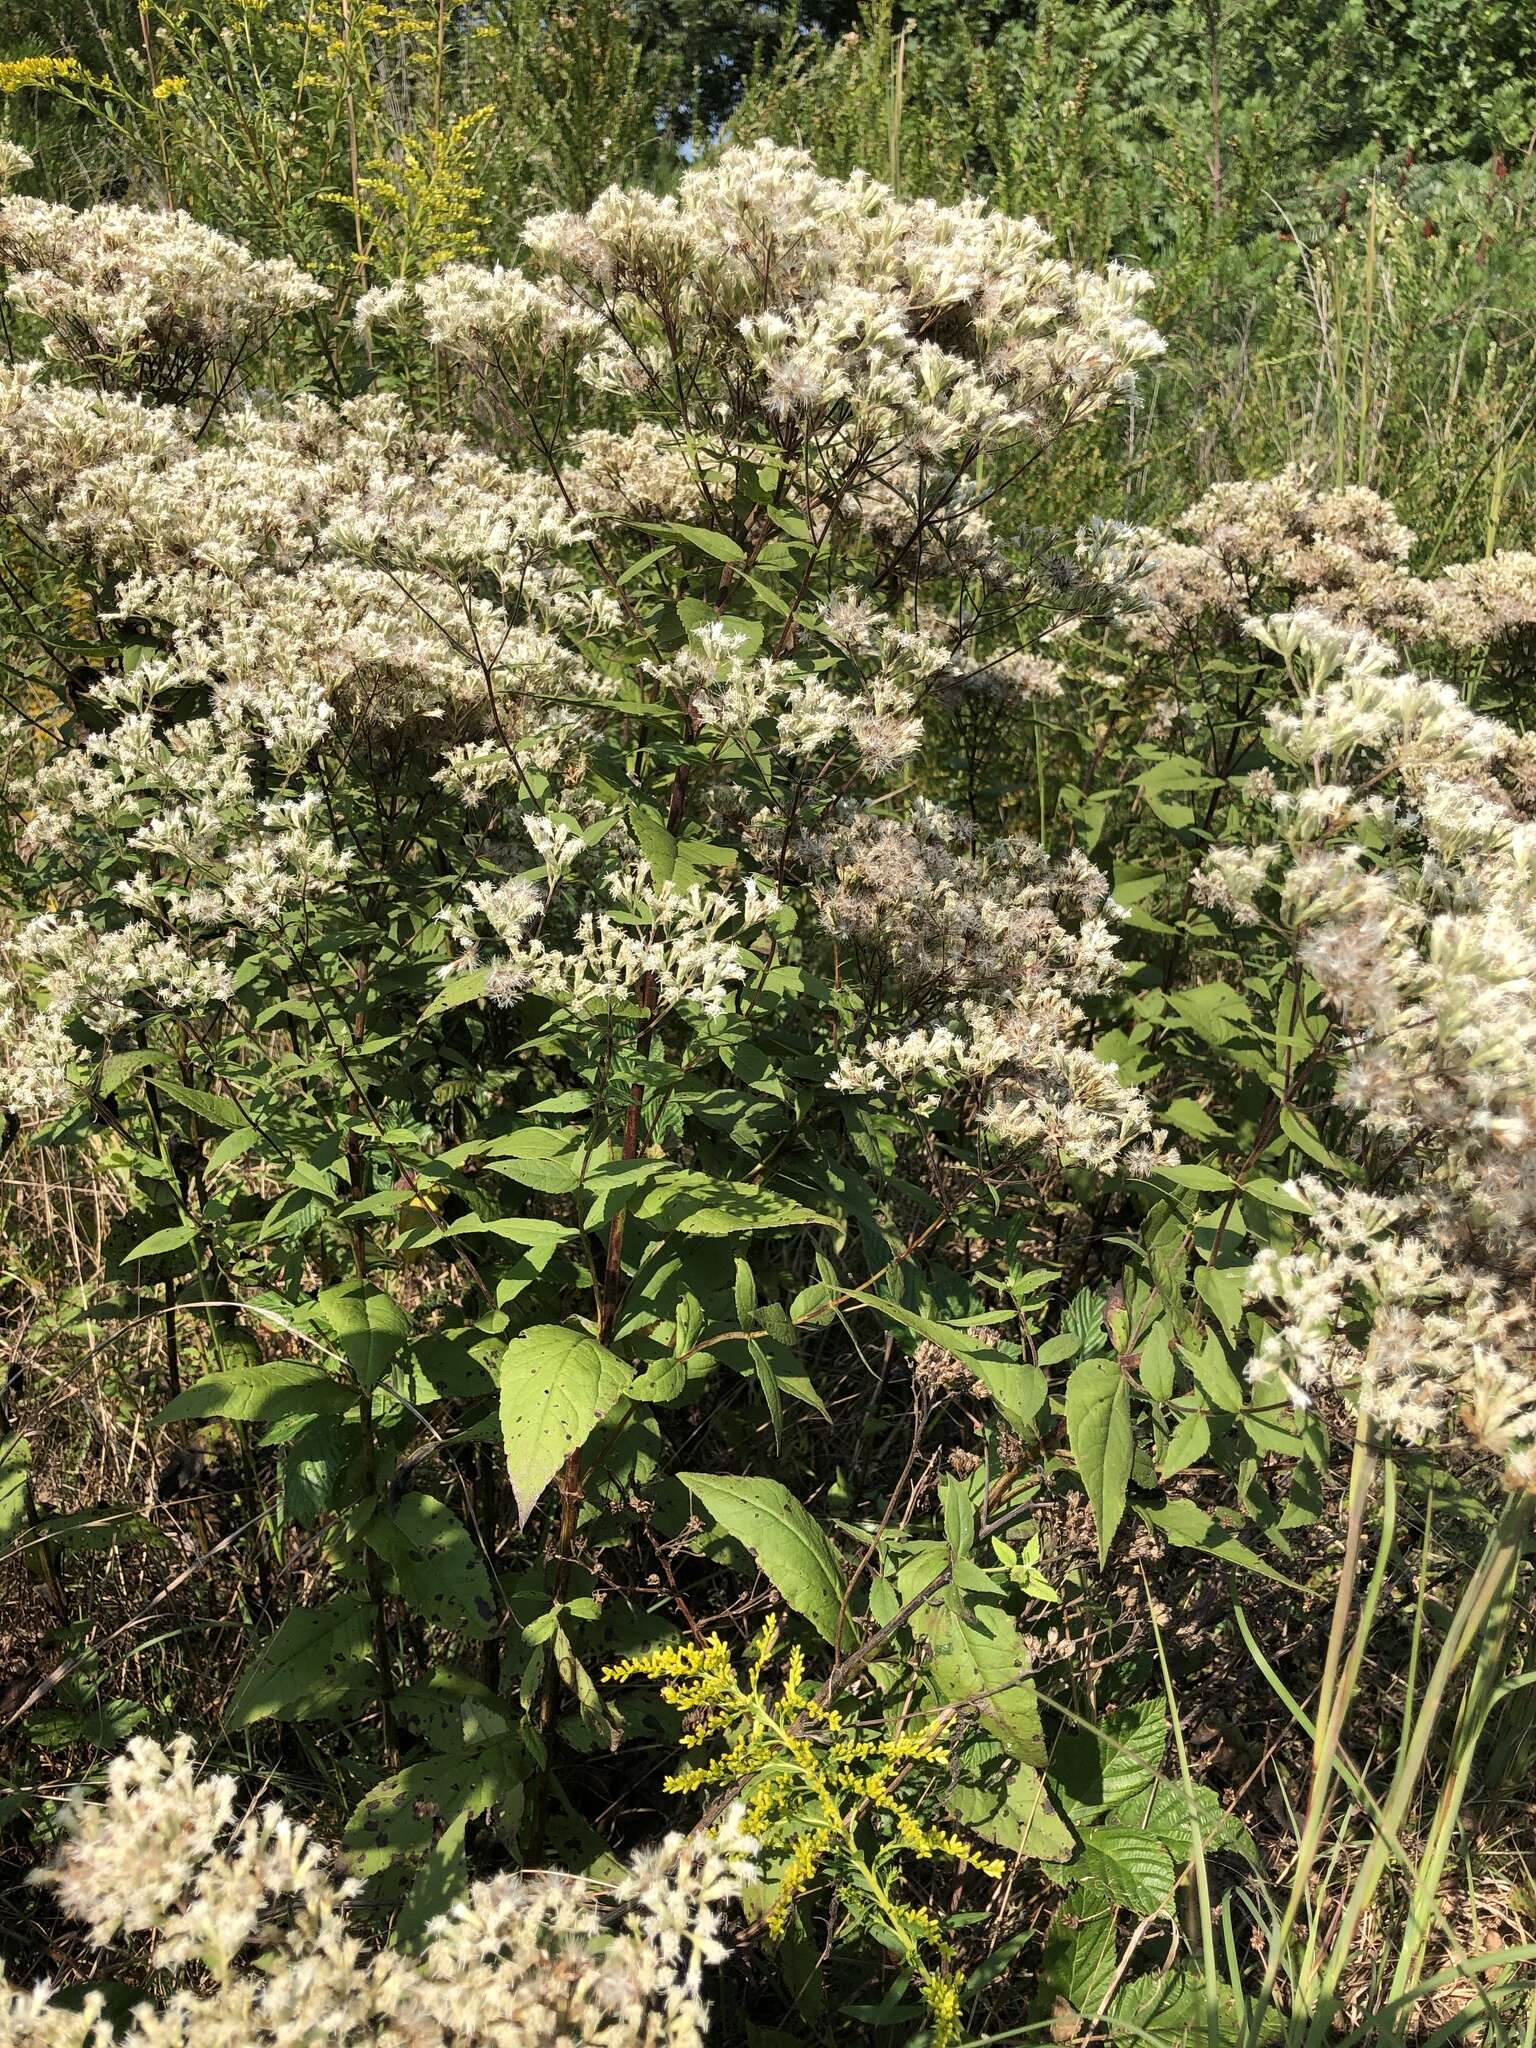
[100,1048,166,1095]
[500,1324,634,1524]
[675,599,764,658]
[1080,1825,1177,1914]
[397,1810,470,1951]
[1160,1406,1211,1479]
[1183,1327,1245,1412]
[1154,1162,1235,1192]
[148,1079,246,1130]
[1137,1322,1175,1402]
[1038,1882,1118,2019]
[946,1735,1073,1861]
[679,1472,845,1646]
[631,1172,827,1237]
[846,1289,1042,1431]
[1065,1359,1132,1565]
[343,1738,522,1880]
[1193,1262,1247,1339]
[1051,1699,1168,1822]
[922,1599,1045,1765]
[40,1506,167,1553]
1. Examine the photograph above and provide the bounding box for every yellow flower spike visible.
[607,1630,992,2038]
[922,1972,963,2048]
[748,1618,780,1684]
[0,55,99,93]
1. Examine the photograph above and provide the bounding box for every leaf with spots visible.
[365,1491,498,1639]
[227,1598,372,1728]
[342,1737,525,1878]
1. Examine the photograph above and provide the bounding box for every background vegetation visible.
[4,2,1536,2043]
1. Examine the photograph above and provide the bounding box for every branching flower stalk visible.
[606,1621,1003,2048]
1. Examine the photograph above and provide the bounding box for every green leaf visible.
[227,1599,372,1727]
[157,1362,353,1428]
[343,1738,521,1877]
[121,1221,196,1261]
[1137,1322,1175,1402]
[941,1474,974,1561]
[1153,1162,1235,1192]
[149,1079,246,1130]
[675,599,764,658]
[1183,1328,1245,1412]
[1065,1360,1132,1566]
[421,966,492,1020]
[1038,1882,1118,2019]
[1160,1406,1211,1479]
[1278,1106,1343,1172]
[435,1215,573,1255]
[100,1048,166,1095]
[499,1324,635,1525]
[1137,1499,1305,1589]
[1079,1826,1177,1914]
[316,1282,411,1389]
[847,1289,1042,1432]
[638,520,746,563]
[628,805,679,881]
[367,1492,498,1637]
[1193,1262,1247,1339]
[946,1737,1073,1861]
[0,1434,31,1550]
[679,1472,846,1646]
[631,1171,828,1237]
[1052,1699,1167,1820]
[396,1811,470,1952]
[922,1599,1045,1765]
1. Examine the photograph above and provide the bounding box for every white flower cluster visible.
[0,165,1150,1148]
[0,140,33,191]
[0,353,614,1111]
[662,615,940,774]
[364,141,1162,590]
[0,198,325,398]
[1189,842,1278,926]
[1112,463,1536,656]
[7,1734,756,2048]
[1247,1180,1536,1489]
[809,802,1161,1171]
[445,848,781,1023]
[1233,610,1536,1485]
